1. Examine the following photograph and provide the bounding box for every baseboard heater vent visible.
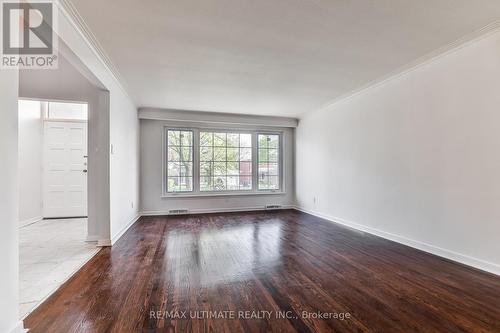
[168,209,189,215]
[265,205,282,210]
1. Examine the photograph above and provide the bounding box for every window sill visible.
[161,191,286,199]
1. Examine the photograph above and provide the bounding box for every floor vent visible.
[168,209,189,215]
[265,205,282,210]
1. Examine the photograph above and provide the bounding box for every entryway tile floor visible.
[19,218,100,318]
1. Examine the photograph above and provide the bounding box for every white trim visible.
[42,118,87,123]
[110,214,141,245]
[293,206,500,276]
[307,19,500,117]
[162,191,286,198]
[97,239,111,247]
[139,108,298,128]
[8,321,26,333]
[19,216,43,228]
[141,205,294,216]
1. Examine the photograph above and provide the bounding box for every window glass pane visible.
[214,162,226,175]
[181,146,192,161]
[168,147,180,161]
[199,131,253,191]
[48,101,87,120]
[168,162,180,177]
[200,176,212,191]
[258,163,269,176]
[167,129,193,192]
[168,130,181,146]
[240,162,252,175]
[258,135,268,148]
[268,149,278,162]
[240,148,252,161]
[227,162,239,175]
[268,163,279,176]
[258,134,280,190]
[200,146,213,161]
[227,176,239,190]
[213,176,226,191]
[181,131,192,146]
[168,177,181,192]
[259,174,269,190]
[240,134,252,147]
[180,177,193,191]
[227,133,239,147]
[258,149,268,162]
[180,164,192,177]
[227,148,239,161]
[214,147,226,161]
[240,176,252,190]
[268,135,279,149]
[268,176,279,190]
[200,132,213,146]
[200,162,212,176]
[259,174,279,190]
[214,133,226,146]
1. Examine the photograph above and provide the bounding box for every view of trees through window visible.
[200,131,252,191]
[258,134,280,190]
[167,130,193,192]
[166,128,281,193]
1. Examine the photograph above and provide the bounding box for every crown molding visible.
[139,107,298,128]
[57,0,136,107]
[306,19,500,117]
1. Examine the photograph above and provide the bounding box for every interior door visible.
[43,121,88,218]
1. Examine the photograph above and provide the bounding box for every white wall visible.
[140,119,295,214]
[296,30,500,275]
[18,100,43,226]
[109,91,140,243]
[43,3,140,245]
[0,70,23,333]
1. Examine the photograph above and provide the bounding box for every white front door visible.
[43,121,88,218]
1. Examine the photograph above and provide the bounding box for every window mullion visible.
[193,129,200,193]
[252,132,258,191]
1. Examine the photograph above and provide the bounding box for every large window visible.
[165,128,282,195]
[258,134,280,190]
[166,130,193,192]
[200,131,253,191]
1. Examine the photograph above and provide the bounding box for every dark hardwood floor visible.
[25,210,500,332]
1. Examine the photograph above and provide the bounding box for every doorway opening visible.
[18,99,99,318]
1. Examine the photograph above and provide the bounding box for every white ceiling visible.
[69,0,500,117]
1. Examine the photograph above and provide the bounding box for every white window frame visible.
[164,127,195,194]
[256,132,282,191]
[162,126,284,197]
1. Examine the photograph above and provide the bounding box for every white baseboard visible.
[19,216,43,228]
[85,235,99,242]
[294,206,500,276]
[141,205,294,216]
[110,214,141,245]
[97,239,111,247]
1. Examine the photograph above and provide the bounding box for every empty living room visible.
[1,1,500,332]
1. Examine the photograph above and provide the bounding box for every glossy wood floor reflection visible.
[25,210,500,333]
